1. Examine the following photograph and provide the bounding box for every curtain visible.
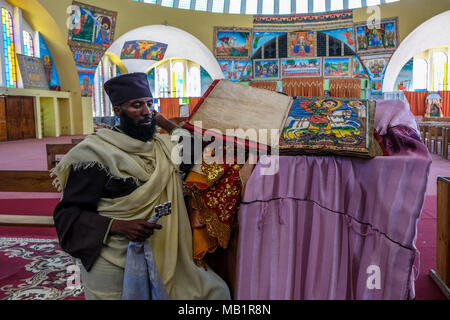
[249,81,278,92]
[440,91,450,117]
[282,77,324,97]
[159,98,179,119]
[404,91,429,116]
[188,97,202,116]
[329,79,361,98]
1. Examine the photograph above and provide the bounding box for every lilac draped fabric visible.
[235,101,431,300]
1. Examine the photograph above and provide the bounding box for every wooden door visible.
[21,97,35,139]
[5,96,23,140]
[0,97,6,141]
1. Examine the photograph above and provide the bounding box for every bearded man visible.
[52,72,230,300]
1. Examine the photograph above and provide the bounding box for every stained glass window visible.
[173,61,185,97]
[313,0,326,12]
[2,8,17,88]
[23,30,34,57]
[158,68,169,97]
[279,0,291,14]
[348,0,362,9]
[161,0,174,7]
[246,0,258,14]
[413,58,428,90]
[262,0,274,14]
[330,0,343,11]
[189,66,201,97]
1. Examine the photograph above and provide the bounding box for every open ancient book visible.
[183,80,383,158]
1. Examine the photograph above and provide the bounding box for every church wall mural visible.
[213,12,399,99]
[68,1,117,97]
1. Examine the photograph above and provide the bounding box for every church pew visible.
[46,143,77,170]
[0,170,56,227]
[429,177,450,299]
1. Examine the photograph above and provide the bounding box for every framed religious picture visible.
[279,97,383,158]
[214,27,252,59]
[371,80,383,95]
[288,31,317,57]
[323,57,352,78]
[218,59,252,82]
[281,57,322,77]
[120,40,168,61]
[352,56,369,79]
[359,53,392,80]
[354,17,398,54]
[322,27,355,51]
[253,59,280,80]
[16,54,49,89]
[68,1,117,48]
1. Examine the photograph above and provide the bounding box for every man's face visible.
[115,97,156,142]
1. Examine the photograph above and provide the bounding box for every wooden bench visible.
[46,143,77,170]
[429,177,450,299]
[0,170,57,227]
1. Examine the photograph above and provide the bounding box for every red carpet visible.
[0,237,84,300]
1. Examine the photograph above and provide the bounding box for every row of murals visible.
[213,13,398,97]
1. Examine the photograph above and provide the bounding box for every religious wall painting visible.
[68,1,117,48]
[352,56,369,79]
[288,32,317,57]
[214,27,252,59]
[77,66,96,97]
[359,54,391,80]
[120,40,168,61]
[354,18,398,54]
[16,54,49,90]
[279,97,379,157]
[252,31,286,55]
[322,27,355,51]
[394,58,413,91]
[371,80,383,95]
[253,59,280,80]
[281,58,322,77]
[70,43,104,68]
[323,57,352,78]
[235,60,253,81]
[38,33,60,90]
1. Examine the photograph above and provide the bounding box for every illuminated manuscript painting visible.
[281,58,322,77]
[253,59,280,80]
[214,27,252,59]
[120,40,168,61]
[354,18,398,54]
[279,97,381,157]
[288,31,317,57]
[323,57,352,78]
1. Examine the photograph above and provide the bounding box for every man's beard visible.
[119,111,157,142]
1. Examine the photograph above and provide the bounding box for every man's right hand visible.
[110,219,162,242]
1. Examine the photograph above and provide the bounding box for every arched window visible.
[330,0,344,11]
[413,58,428,90]
[432,51,448,91]
[2,8,17,88]
[188,65,201,97]
[229,0,242,14]
[172,61,185,97]
[158,67,169,98]
[296,0,308,13]
[23,30,34,57]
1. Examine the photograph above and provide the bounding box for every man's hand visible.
[152,110,179,134]
[110,219,162,242]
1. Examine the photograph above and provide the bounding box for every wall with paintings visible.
[8,0,450,136]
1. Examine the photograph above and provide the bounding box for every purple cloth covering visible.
[235,100,431,300]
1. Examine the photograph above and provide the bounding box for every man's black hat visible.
[104,72,152,106]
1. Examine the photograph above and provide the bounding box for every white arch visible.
[104,25,223,79]
[383,10,450,92]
